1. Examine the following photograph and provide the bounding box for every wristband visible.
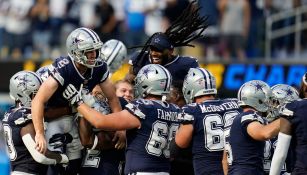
[59,154,69,164]
[90,135,98,150]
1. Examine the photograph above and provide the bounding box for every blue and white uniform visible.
[124,99,181,174]
[180,99,240,175]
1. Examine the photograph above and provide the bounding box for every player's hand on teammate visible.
[49,133,73,149]
[63,84,84,107]
[35,133,47,154]
[113,130,126,149]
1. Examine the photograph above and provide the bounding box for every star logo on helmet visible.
[17,74,29,91]
[142,67,152,79]
[73,37,83,45]
[285,88,293,96]
[254,83,264,91]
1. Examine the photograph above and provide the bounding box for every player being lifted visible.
[31,27,123,174]
[62,64,181,174]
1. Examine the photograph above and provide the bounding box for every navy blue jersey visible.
[80,149,123,175]
[280,99,307,173]
[79,97,126,175]
[47,56,109,107]
[2,107,47,174]
[263,137,289,175]
[227,111,266,175]
[180,99,240,175]
[129,52,199,83]
[124,99,181,174]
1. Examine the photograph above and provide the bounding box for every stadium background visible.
[0,0,307,116]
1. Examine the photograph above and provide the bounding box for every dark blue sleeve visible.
[189,57,199,68]
[178,104,196,124]
[12,108,32,127]
[50,57,71,86]
[119,97,128,108]
[240,113,261,137]
[280,102,296,123]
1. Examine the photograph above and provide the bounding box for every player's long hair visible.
[132,0,208,74]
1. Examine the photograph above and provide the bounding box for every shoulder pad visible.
[178,112,194,123]
[241,113,263,124]
[126,103,146,119]
[279,104,294,117]
[14,112,32,126]
[49,65,64,86]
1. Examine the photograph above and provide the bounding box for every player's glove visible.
[82,92,96,108]
[63,84,84,107]
[49,133,73,150]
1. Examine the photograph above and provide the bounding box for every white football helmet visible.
[182,68,217,104]
[66,27,104,68]
[101,39,127,72]
[134,64,172,99]
[237,80,272,112]
[9,71,42,107]
[266,84,299,121]
[271,84,299,104]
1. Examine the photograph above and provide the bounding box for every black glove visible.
[49,133,73,150]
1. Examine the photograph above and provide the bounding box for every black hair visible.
[132,0,208,75]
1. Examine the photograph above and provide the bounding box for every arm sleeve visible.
[269,132,292,175]
[22,134,68,165]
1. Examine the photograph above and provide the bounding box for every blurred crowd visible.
[0,0,307,62]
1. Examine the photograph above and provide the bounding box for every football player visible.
[166,80,194,175]
[264,84,299,175]
[171,68,241,175]
[63,64,181,174]
[125,1,206,85]
[2,71,68,175]
[78,89,123,175]
[225,80,280,175]
[270,73,307,175]
[31,27,122,174]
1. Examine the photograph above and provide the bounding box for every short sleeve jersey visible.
[179,98,241,175]
[47,56,109,107]
[124,99,181,173]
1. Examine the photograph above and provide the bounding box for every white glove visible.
[59,154,69,164]
[82,92,96,108]
[63,84,84,107]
